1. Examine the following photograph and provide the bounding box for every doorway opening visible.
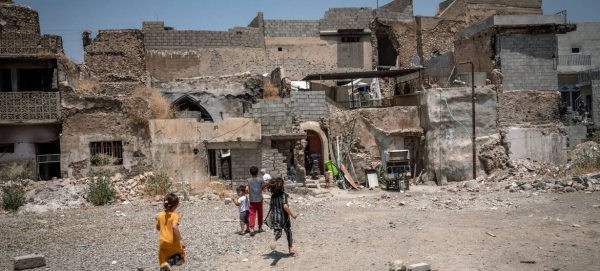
[36,140,61,181]
[305,130,324,174]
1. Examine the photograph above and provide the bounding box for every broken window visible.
[18,69,53,92]
[0,69,11,92]
[90,141,123,166]
[571,47,581,54]
[377,36,397,67]
[174,96,214,122]
[0,143,15,153]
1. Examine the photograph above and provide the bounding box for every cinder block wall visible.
[593,80,600,128]
[231,148,262,186]
[500,34,558,91]
[290,91,327,121]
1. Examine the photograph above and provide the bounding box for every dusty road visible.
[1,186,599,271]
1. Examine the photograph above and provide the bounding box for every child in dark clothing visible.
[265,177,298,254]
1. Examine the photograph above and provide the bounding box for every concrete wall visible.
[0,142,35,165]
[376,0,413,19]
[143,21,264,48]
[500,34,558,91]
[593,80,600,128]
[265,36,372,80]
[420,86,499,183]
[565,125,587,151]
[557,23,600,73]
[506,128,567,163]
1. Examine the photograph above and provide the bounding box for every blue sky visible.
[15,0,600,63]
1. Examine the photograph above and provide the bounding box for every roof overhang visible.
[302,68,423,81]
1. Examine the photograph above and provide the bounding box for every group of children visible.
[155,166,297,271]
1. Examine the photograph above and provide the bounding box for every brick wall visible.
[500,34,558,91]
[142,21,264,48]
[262,148,288,179]
[320,8,374,31]
[231,148,262,185]
[244,91,326,135]
[264,20,319,37]
[291,91,327,120]
[593,80,600,128]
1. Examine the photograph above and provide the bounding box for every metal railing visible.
[0,92,61,123]
[579,67,600,84]
[556,10,567,23]
[337,97,396,110]
[558,55,592,66]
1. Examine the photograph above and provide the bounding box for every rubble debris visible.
[14,254,46,270]
[486,231,496,237]
[407,262,431,271]
[388,259,406,271]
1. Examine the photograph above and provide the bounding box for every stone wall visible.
[498,90,562,128]
[231,148,262,186]
[60,88,152,179]
[0,2,40,34]
[146,48,267,81]
[500,34,557,91]
[417,16,465,62]
[83,29,146,83]
[375,0,413,19]
[142,21,265,48]
[262,147,288,180]
[156,73,263,120]
[377,19,419,69]
[453,28,496,76]
[424,52,455,85]
[265,36,372,80]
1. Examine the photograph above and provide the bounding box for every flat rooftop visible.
[457,14,568,39]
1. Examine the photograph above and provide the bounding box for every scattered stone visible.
[224,198,233,205]
[465,180,479,189]
[14,254,46,270]
[486,231,496,237]
[566,187,575,193]
[407,262,430,271]
[388,259,406,271]
[399,201,406,206]
[242,258,248,262]
[572,224,582,228]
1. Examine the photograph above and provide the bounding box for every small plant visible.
[132,86,176,119]
[0,163,33,182]
[1,183,26,212]
[76,79,101,94]
[87,171,114,206]
[90,153,118,167]
[144,171,171,197]
[262,80,280,99]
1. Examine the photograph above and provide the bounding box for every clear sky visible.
[15,0,600,63]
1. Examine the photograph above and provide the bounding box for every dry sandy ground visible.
[1,186,599,271]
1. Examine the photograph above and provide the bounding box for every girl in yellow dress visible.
[156,193,186,271]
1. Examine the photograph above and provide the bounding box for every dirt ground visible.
[1,185,599,271]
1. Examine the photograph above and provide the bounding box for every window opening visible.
[571,47,581,54]
[0,143,15,153]
[90,141,123,166]
[342,37,360,43]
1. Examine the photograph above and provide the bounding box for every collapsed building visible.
[1,0,598,191]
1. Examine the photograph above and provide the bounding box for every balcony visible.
[0,92,61,124]
[557,55,592,73]
[578,67,600,85]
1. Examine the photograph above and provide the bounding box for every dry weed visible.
[262,80,280,99]
[76,79,100,94]
[132,86,176,119]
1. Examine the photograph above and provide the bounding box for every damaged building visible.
[2,0,599,191]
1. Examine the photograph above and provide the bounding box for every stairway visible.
[305,176,332,198]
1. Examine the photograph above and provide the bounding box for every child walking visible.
[266,177,298,254]
[233,185,250,235]
[156,193,186,271]
[246,166,265,236]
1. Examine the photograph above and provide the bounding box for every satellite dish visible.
[412,56,421,67]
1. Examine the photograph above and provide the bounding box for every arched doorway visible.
[300,121,329,175]
[172,96,214,123]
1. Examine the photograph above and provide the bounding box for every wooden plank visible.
[340,164,359,190]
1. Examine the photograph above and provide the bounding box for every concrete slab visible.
[14,254,46,270]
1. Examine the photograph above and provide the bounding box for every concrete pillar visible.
[11,68,18,92]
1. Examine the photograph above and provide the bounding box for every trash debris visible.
[486,231,496,237]
[520,261,536,264]
[235,248,241,254]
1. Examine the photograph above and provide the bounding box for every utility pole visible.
[458,61,476,180]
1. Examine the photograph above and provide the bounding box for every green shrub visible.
[87,172,114,206]
[1,183,26,212]
[145,172,171,197]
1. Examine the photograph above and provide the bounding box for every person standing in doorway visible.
[260,169,272,181]
[245,166,265,236]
